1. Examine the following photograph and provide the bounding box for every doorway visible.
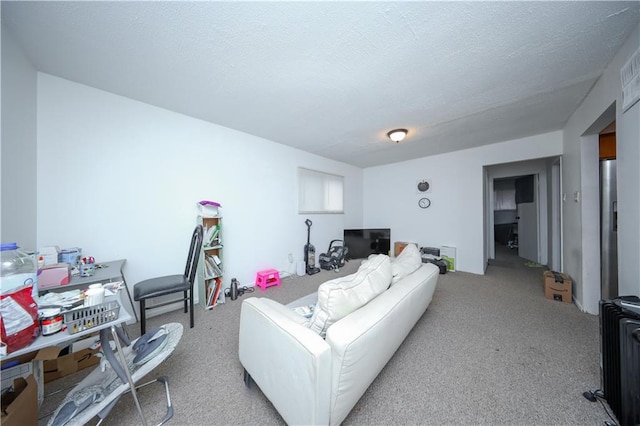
[485,157,561,270]
[492,175,538,264]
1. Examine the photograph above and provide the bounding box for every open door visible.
[516,175,539,263]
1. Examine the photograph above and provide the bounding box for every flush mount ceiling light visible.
[387,128,408,143]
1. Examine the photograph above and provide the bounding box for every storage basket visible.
[64,301,120,334]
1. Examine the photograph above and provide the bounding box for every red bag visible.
[0,284,40,353]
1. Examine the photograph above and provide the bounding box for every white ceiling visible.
[3,1,639,168]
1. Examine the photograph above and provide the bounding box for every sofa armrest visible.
[239,297,331,426]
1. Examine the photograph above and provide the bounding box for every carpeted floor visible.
[39,249,613,425]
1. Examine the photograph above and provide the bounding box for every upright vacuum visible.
[304,219,320,275]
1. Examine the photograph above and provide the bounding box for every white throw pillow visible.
[390,243,422,284]
[359,254,381,270]
[307,254,391,337]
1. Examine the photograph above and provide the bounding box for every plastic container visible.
[64,301,120,334]
[79,263,95,277]
[1,242,38,297]
[39,307,64,336]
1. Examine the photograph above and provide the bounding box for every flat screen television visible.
[343,228,391,260]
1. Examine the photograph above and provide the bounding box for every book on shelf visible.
[214,277,223,305]
[207,277,222,308]
[204,254,222,278]
[206,284,215,308]
[205,224,221,246]
[204,257,213,278]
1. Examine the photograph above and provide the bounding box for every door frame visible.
[484,157,560,268]
[550,158,563,271]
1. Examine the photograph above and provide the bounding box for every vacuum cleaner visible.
[304,219,320,275]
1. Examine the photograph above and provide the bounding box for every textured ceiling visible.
[3,1,639,168]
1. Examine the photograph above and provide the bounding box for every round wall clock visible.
[417,180,430,193]
[418,197,431,209]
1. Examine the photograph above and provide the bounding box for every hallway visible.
[488,242,545,270]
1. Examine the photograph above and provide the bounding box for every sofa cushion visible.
[307,254,391,337]
[391,243,422,285]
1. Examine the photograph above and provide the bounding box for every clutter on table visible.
[34,282,123,338]
[1,243,40,352]
[1,241,124,354]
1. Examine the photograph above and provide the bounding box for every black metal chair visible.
[133,225,203,335]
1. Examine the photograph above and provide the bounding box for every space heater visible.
[599,296,640,426]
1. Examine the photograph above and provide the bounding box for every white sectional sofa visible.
[238,245,440,425]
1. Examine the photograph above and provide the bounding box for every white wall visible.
[562,24,640,314]
[1,24,38,248]
[363,132,562,274]
[36,74,363,307]
[617,94,640,296]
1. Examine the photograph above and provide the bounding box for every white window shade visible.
[298,168,344,214]
[494,188,516,210]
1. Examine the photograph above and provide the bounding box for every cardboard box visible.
[394,241,417,257]
[543,270,572,303]
[58,247,82,267]
[1,375,37,426]
[1,351,44,407]
[41,345,101,383]
[440,246,456,271]
[38,245,60,266]
[37,263,71,289]
[0,341,101,409]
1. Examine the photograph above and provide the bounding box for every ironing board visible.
[46,322,183,426]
